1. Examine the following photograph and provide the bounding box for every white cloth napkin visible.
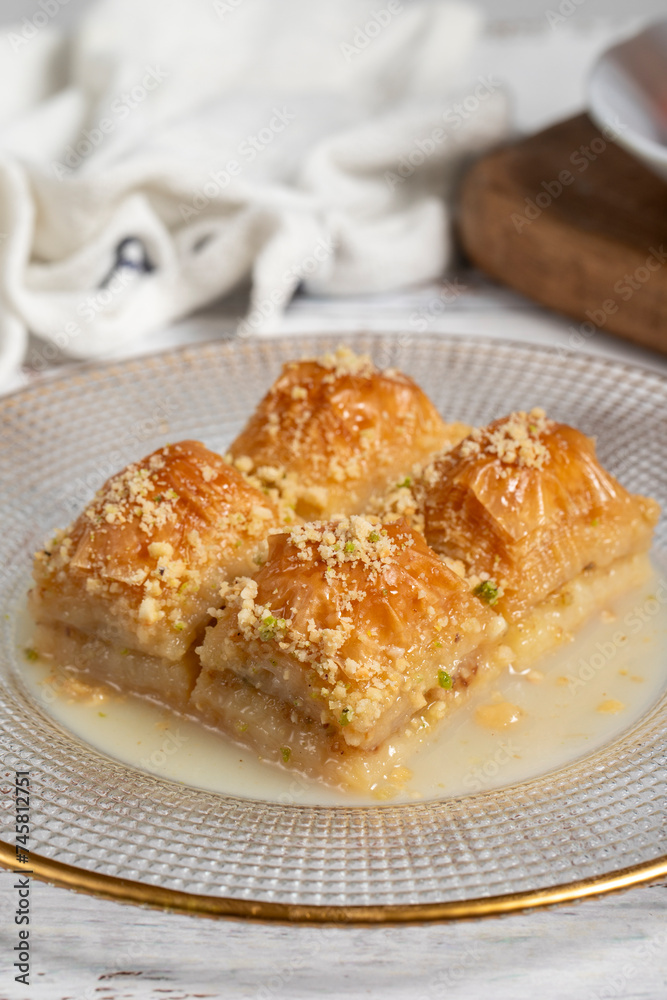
[0,0,508,388]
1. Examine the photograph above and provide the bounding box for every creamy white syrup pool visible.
[15,574,667,807]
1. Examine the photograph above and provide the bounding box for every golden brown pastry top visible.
[210,516,504,746]
[32,441,280,656]
[420,410,660,619]
[227,347,458,518]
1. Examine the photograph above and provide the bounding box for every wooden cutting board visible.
[459,113,667,355]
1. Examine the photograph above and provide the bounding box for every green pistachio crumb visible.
[438,669,453,690]
[397,476,412,489]
[369,532,380,543]
[259,615,287,642]
[473,579,500,606]
[344,541,356,554]
[339,707,353,726]
[280,746,291,763]
[24,648,38,661]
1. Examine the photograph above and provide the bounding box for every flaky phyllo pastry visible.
[194,517,505,787]
[30,441,281,709]
[419,410,659,621]
[28,351,660,796]
[226,346,469,519]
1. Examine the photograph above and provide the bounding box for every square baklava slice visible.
[193,516,506,791]
[30,440,281,709]
[227,347,469,519]
[419,409,660,636]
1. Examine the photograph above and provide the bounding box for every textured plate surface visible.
[1,333,666,916]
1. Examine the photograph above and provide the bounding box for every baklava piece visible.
[193,516,506,793]
[30,441,280,710]
[419,409,660,635]
[227,347,468,519]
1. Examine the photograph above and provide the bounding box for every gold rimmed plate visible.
[1,333,666,922]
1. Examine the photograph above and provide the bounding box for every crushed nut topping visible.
[211,517,504,745]
[460,409,553,470]
[34,442,278,640]
[316,345,376,378]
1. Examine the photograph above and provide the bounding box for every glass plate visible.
[1,333,666,923]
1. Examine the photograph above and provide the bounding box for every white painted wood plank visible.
[0,877,664,1000]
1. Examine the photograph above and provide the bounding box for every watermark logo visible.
[339,1,404,62]
[556,245,667,358]
[7,0,71,52]
[385,76,501,190]
[566,579,667,694]
[179,107,296,221]
[54,397,180,516]
[140,729,189,770]
[510,116,627,233]
[546,0,587,29]
[409,278,469,331]
[238,234,339,336]
[213,0,245,17]
[50,66,169,179]
[463,739,520,792]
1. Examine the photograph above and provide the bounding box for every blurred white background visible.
[0,0,663,392]
[0,0,665,25]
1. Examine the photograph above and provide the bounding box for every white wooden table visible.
[9,872,667,1000]
[1,9,667,1000]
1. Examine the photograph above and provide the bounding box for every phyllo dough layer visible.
[195,516,506,761]
[227,347,467,519]
[31,621,202,712]
[30,441,281,671]
[420,409,660,621]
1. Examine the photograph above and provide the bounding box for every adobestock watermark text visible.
[385,76,501,190]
